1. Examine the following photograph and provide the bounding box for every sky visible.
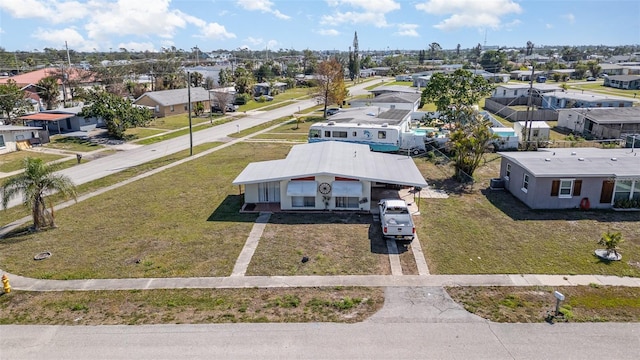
[0,0,638,53]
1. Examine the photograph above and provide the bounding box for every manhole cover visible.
[34,251,52,260]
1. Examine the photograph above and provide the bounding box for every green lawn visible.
[147,114,212,130]
[0,142,289,279]
[415,155,640,277]
[568,83,639,99]
[44,136,103,152]
[0,151,65,173]
[124,127,167,139]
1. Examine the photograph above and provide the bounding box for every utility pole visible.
[523,64,535,149]
[65,41,71,67]
[187,71,193,156]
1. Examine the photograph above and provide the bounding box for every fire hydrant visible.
[2,274,11,294]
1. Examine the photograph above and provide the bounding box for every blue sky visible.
[0,0,638,53]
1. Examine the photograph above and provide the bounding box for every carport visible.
[19,113,74,134]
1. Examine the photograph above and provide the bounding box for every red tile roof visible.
[0,67,96,87]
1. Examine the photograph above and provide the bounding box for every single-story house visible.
[349,92,421,111]
[19,106,103,134]
[541,91,634,109]
[510,70,545,81]
[603,75,640,90]
[253,82,287,96]
[232,141,428,212]
[134,87,211,118]
[360,69,376,78]
[557,107,640,139]
[599,63,626,76]
[491,84,561,99]
[0,125,44,154]
[370,85,420,97]
[498,148,640,209]
[513,121,550,142]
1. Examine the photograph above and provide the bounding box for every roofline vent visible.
[545,158,551,162]
[578,158,585,161]
[611,157,618,161]
[571,152,577,155]
[327,121,335,126]
[382,123,389,127]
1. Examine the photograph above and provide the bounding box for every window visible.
[184,104,188,111]
[613,180,633,202]
[352,131,357,137]
[522,174,530,193]
[532,130,539,137]
[291,196,315,208]
[0,134,5,148]
[551,179,582,198]
[505,164,511,180]
[332,131,348,138]
[170,105,175,112]
[514,90,518,96]
[378,131,386,139]
[324,131,330,137]
[309,129,321,138]
[503,90,506,96]
[335,197,359,209]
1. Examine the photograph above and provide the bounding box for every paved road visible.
[2,80,378,210]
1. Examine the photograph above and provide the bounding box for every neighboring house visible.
[371,67,391,76]
[360,69,377,78]
[557,107,640,139]
[541,91,634,109]
[603,75,640,90]
[19,106,103,134]
[491,84,561,98]
[253,82,287,96]
[232,141,428,212]
[370,85,420,97]
[513,121,550,142]
[133,87,211,118]
[622,66,640,75]
[547,69,575,79]
[510,70,545,81]
[349,92,421,111]
[498,148,640,209]
[395,75,412,82]
[599,63,625,76]
[0,125,44,154]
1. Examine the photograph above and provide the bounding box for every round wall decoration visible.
[318,182,332,194]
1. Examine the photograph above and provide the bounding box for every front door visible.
[599,180,614,204]
[258,181,280,203]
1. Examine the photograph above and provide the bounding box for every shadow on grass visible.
[483,188,640,222]
[52,136,100,148]
[207,195,257,223]
[0,224,41,243]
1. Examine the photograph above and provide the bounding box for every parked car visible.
[211,104,238,113]
[378,199,415,241]
[586,77,596,81]
[325,107,340,116]
[254,95,274,102]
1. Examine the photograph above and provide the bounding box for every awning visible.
[19,113,74,121]
[286,181,317,196]
[332,181,362,197]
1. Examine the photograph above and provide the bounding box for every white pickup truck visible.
[378,199,415,241]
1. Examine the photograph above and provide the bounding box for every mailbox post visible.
[554,291,565,316]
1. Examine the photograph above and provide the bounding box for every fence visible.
[485,98,558,122]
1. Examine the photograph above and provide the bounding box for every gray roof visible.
[499,148,640,178]
[370,85,421,94]
[368,92,420,104]
[577,106,640,124]
[134,87,210,106]
[542,91,634,103]
[497,84,562,91]
[606,75,640,81]
[329,106,410,126]
[233,141,428,188]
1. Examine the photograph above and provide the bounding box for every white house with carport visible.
[541,91,635,109]
[232,141,428,212]
[557,106,640,139]
[491,84,561,99]
[498,148,640,209]
[0,125,43,154]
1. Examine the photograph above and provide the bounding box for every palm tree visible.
[36,76,61,109]
[1,158,77,231]
[598,231,624,258]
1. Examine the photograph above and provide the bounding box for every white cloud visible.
[321,11,390,28]
[0,0,89,24]
[546,23,554,29]
[415,0,522,30]
[0,28,4,34]
[266,40,278,49]
[197,23,236,40]
[117,41,156,52]
[246,37,264,46]
[394,23,419,37]
[31,27,98,52]
[326,0,401,13]
[317,29,341,36]
[236,0,290,19]
[562,13,576,24]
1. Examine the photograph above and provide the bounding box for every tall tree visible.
[190,71,204,87]
[233,67,255,95]
[0,79,29,124]
[315,57,347,118]
[1,157,77,231]
[302,49,318,75]
[479,50,507,73]
[36,76,60,110]
[448,113,498,181]
[456,44,461,58]
[418,50,425,65]
[429,42,441,60]
[218,68,230,87]
[80,90,152,139]
[348,32,360,81]
[420,69,492,124]
[526,41,535,56]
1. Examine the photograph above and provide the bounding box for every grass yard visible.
[45,136,103,152]
[246,213,391,276]
[124,127,167,140]
[568,83,639,99]
[414,155,640,277]
[0,142,292,279]
[0,287,384,324]
[147,114,211,130]
[0,151,65,173]
[448,286,640,323]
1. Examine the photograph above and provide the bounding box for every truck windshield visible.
[386,207,409,214]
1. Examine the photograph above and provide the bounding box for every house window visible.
[551,179,582,198]
[324,131,331,137]
[352,131,357,137]
[332,131,348,138]
[309,129,321,138]
[0,134,5,148]
[184,105,188,111]
[559,180,573,198]
[378,131,387,139]
[514,90,518,96]
[532,129,539,137]
[170,105,175,112]
[503,90,506,96]
[291,196,315,208]
[522,174,530,193]
[335,197,359,209]
[613,180,633,202]
[505,164,511,180]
